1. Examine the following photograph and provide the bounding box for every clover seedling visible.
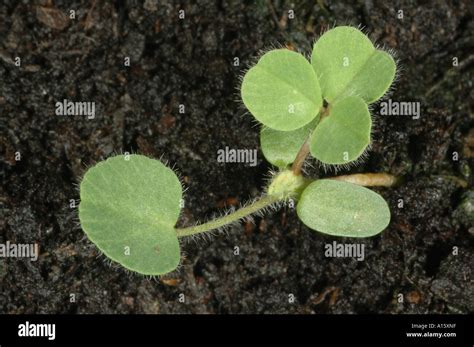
[79,26,398,275]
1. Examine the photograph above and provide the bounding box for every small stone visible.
[144,0,159,12]
[406,290,421,304]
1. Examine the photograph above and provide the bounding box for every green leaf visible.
[310,96,371,165]
[260,117,318,168]
[241,49,323,131]
[297,179,390,237]
[79,154,182,275]
[311,26,396,103]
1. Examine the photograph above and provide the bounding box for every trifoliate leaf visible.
[79,154,182,275]
[242,49,323,131]
[310,96,371,165]
[311,26,396,103]
[260,117,319,168]
[297,179,390,237]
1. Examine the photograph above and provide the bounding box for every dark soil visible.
[1,0,473,314]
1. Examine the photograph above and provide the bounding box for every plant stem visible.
[291,138,310,176]
[330,173,399,187]
[175,194,281,237]
[291,105,329,175]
